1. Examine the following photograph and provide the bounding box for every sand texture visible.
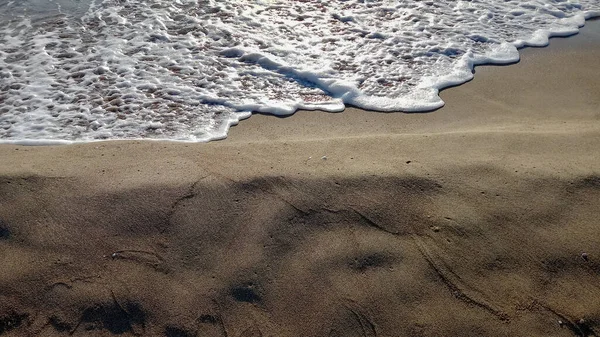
[0,22,599,337]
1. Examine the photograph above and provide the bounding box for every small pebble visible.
[582,252,589,261]
[321,156,327,160]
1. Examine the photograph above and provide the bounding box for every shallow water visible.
[1,0,599,144]
[0,0,92,21]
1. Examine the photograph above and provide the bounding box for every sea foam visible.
[1,0,599,143]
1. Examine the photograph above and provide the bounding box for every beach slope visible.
[0,23,599,337]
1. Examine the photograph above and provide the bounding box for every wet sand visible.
[0,21,599,337]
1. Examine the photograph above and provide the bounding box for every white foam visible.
[1,0,599,143]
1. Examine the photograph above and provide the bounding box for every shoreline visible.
[222,19,600,144]
[0,20,598,146]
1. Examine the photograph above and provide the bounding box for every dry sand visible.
[0,21,599,337]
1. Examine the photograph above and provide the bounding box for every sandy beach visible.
[1,20,599,337]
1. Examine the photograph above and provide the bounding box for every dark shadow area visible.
[1,169,600,336]
[0,220,9,240]
[231,285,261,304]
[77,301,146,334]
[164,325,196,337]
[0,311,28,335]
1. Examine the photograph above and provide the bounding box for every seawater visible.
[1,0,599,144]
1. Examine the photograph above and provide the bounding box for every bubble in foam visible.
[0,0,599,143]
